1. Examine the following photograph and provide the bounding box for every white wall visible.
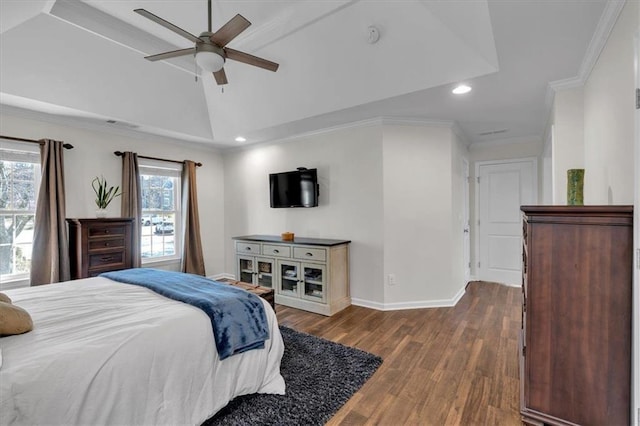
[583,0,637,205]
[382,125,464,305]
[0,110,226,279]
[224,121,468,308]
[552,87,585,205]
[223,124,386,305]
[450,130,469,297]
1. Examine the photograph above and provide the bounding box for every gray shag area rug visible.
[203,326,383,426]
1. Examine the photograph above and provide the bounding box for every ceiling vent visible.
[477,128,508,136]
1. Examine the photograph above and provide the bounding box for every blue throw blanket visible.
[100,269,269,360]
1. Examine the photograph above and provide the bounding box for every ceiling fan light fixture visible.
[196,50,225,72]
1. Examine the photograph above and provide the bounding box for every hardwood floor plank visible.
[277,281,522,425]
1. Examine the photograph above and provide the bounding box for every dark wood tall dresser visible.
[67,218,135,279]
[520,206,632,426]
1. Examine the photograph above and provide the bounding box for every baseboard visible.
[352,284,467,311]
[208,272,235,281]
[214,271,469,312]
[350,298,386,310]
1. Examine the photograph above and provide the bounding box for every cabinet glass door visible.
[238,256,255,283]
[302,263,326,302]
[256,258,274,288]
[278,261,300,297]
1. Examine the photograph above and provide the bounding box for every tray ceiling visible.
[0,0,608,147]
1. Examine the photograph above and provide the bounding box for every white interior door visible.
[477,158,537,286]
[462,159,471,282]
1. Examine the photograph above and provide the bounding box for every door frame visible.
[632,27,639,426]
[462,158,471,282]
[474,157,538,286]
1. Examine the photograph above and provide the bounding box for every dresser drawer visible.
[293,247,327,262]
[88,225,127,238]
[88,251,126,268]
[236,242,260,254]
[88,237,125,251]
[262,244,291,257]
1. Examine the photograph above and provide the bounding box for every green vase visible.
[567,169,584,205]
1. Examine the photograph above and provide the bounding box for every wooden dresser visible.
[67,218,135,279]
[520,206,632,426]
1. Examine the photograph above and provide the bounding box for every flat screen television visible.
[269,168,319,208]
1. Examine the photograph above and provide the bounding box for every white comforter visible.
[0,277,285,426]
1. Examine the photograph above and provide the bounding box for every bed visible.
[0,275,286,426]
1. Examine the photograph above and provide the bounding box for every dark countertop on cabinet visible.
[233,235,351,247]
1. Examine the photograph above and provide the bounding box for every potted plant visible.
[92,176,121,217]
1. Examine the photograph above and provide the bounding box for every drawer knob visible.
[104,242,110,247]
[305,252,313,257]
[101,256,115,262]
[246,247,251,251]
[274,249,279,253]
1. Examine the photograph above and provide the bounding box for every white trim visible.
[474,157,538,284]
[0,104,222,149]
[543,0,626,154]
[469,135,542,149]
[578,0,627,80]
[227,116,463,153]
[632,26,639,426]
[463,158,471,283]
[352,285,466,311]
[380,117,456,128]
[350,298,387,311]
[208,273,235,281]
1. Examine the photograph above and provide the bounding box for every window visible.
[0,146,40,284]
[139,161,181,263]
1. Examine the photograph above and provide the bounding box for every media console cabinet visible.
[232,235,351,316]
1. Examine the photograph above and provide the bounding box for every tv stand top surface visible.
[233,234,350,247]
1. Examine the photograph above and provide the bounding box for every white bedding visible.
[0,277,285,426]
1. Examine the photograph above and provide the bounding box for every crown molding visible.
[228,116,464,152]
[0,103,222,150]
[547,0,625,96]
[469,135,542,150]
[578,0,626,80]
[543,0,625,149]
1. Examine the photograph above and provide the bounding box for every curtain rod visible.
[0,135,74,149]
[113,151,202,167]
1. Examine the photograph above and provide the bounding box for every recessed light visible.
[452,84,472,95]
[235,136,247,142]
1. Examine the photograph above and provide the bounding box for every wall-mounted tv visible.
[269,168,319,208]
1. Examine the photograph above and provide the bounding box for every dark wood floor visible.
[276,281,522,425]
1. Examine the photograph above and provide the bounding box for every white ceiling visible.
[0,0,610,148]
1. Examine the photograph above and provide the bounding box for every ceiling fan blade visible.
[144,47,196,62]
[134,8,200,44]
[225,48,279,72]
[213,69,228,85]
[210,14,251,47]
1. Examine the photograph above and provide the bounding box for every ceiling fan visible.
[134,0,279,85]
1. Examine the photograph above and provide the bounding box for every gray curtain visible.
[30,139,70,285]
[181,160,205,275]
[121,152,142,268]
